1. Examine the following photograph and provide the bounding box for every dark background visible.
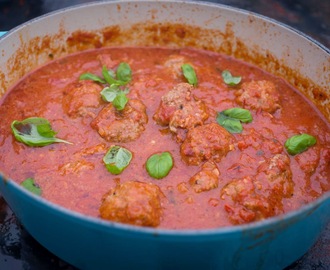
[0,0,329,269]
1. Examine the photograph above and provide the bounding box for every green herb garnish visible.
[222,107,253,123]
[146,152,173,179]
[79,73,106,84]
[20,178,42,196]
[221,70,242,86]
[11,117,72,147]
[100,85,119,102]
[80,63,132,86]
[116,62,132,83]
[80,62,132,110]
[182,63,198,86]
[216,108,252,133]
[103,146,133,175]
[100,85,129,103]
[101,63,132,86]
[112,92,128,111]
[285,133,317,155]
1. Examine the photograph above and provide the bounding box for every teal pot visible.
[0,1,329,269]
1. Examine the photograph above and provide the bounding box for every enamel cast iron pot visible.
[0,1,329,269]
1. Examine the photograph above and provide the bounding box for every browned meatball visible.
[181,123,234,165]
[237,128,283,156]
[235,80,281,113]
[91,99,148,142]
[294,147,328,176]
[294,147,330,195]
[221,154,293,224]
[99,181,164,227]
[62,80,104,118]
[169,100,209,134]
[153,83,209,133]
[221,176,275,224]
[257,154,294,198]
[189,161,220,193]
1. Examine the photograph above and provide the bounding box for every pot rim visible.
[1,0,329,53]
[1,171,329,237]
[0,0,329,237]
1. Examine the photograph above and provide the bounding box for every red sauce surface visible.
[0,47,329,229]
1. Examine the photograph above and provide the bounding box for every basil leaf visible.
[285,133,317,155]
[79,73,106,84]
[222,70,241,86]
[216,108,252,133]
[222,107,252,123]
[182,63,198,86]
[20,178,42,196]
[102,65,118,85]
[103,146,132,174]
[80,63,132,87]
[216,112,243,133]
[112,92,128,111]
[101,85,120,102]
[80,64,131,110]
[102,64,132,86]
[116,62,132,83]
[11,117,72,147]
[107,69,116,78]
[36,122,57,137]
[146,152,173,179]
[101,85,130,103]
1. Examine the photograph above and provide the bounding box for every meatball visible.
[294,147,330,194]
[153,83,209,132]
[237,128,283,156]
[257,154,294,198]
[294,148,321,176]
[235,80,281,113]
[221,176,276,224]
[62,80,103,118]
[169,100,209,134]
[189,161,220,193]
[181,123,234,165]
[221,154,293,224]
[91,99,148,142]
[99,181,164,227]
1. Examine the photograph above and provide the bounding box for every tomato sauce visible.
[0,47,329,229]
